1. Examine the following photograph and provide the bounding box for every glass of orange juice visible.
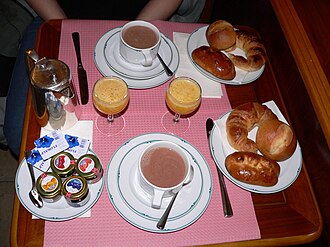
[162,77,201,134]
[92,76,129,135]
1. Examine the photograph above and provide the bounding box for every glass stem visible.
[107,114,114,123]
[173,113,181,123]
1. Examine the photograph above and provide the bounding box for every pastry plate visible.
[187,26,265,85]
[106,133,212,233]
[103,28,173,80]
[15,150,104,221]
[95,27,179,89]
[210,101,302,194]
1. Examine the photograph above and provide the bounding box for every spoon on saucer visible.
[156,166,194,230]
[157,53,173,77]
[25,150,43,208]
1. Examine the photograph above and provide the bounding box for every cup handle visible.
[141,50,153,67]
[152,189,165,209]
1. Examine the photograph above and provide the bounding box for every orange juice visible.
[92,77,129,115]
[165,77,201,115]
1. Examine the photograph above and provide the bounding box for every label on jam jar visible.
[41,174,59,193]
[78,157,95,174]
[65,178,83,195]
[76,154,103,184]
[54,154,72,170]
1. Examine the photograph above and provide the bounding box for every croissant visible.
[226,102,277,152]
[227,30,267,72]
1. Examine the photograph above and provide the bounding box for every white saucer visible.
[103,28,173,80]
[95,27,180,89]
[187,26,265,85]
[210,101,302,194]
[106,133,212,232]
[15,150,104,221]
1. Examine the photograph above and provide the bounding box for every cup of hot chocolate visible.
[138,141,191,209]
[119,20,161,67]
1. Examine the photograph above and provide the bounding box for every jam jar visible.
[50,152,76,180]
[76,154,103,184]
[62,175,90,207]
[36,172,62,203]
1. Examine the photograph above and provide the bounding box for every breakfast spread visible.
[192,19,267,80]
[13,20,310,243]
[224,102,297,186]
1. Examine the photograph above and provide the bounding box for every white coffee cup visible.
[138,141,191,209]
[119,20,161,67]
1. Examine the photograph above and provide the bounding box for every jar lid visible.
[36,172,62,199]
[50,152,76,177]
[76,154,103,181]
[62,175,88,200]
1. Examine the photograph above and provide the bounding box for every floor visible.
[0,149,19,247]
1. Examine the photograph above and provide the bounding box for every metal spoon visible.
[156,166,194,230]
[25,151,43,208]
[157,53,173,77]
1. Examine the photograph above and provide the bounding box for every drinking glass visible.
[92,76,129,135]
[162,77,201,134]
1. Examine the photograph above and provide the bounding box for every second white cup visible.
[138,141,191,209]
[119,20,161,67]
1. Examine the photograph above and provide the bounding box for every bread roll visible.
[225,151,280,186]
[226,102,277,152]
[206,20,236,51]
[227,30,267,71]
[192,46,236,80]
[256,119,297,161]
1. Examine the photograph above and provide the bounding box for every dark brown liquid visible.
[141,147,186,188]
[123,26,158,49]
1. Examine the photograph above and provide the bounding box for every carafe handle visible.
[25,49,40,72]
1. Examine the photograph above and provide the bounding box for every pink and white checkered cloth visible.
[43,20,260,247]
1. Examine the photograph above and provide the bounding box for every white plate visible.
[210,101,302,194]
[95,27,179,89]
[187,26,265,85]
[15,150,104,221]
[103,28,173,80]
[106,133,212,232]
